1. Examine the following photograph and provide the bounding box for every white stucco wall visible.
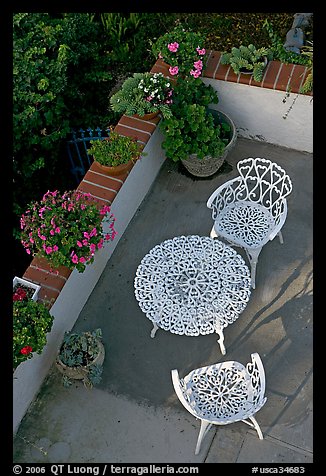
[13,127,166,434]
[203,78,313,153]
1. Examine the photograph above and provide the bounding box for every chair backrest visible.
[171,353,266,423]
[237,157,293,221]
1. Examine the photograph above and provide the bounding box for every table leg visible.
[216,328,226,355]
[150,322,159,338]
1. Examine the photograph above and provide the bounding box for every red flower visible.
[13,288,27,301]
[20,346,33,355]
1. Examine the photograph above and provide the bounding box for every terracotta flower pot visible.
[132,111,160,121]
[94,159,135,176]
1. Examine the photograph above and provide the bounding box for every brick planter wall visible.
[20,52,312,310]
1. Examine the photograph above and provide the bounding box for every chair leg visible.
[210,226,218,239]
[248,415,264,440]
[216,327,226,355]
[195,420,213,455]
[245,247,262,289]
[278,230,284,244]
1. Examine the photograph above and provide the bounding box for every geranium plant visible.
[20,190,116,273]
[109,72,173,119]
[13,297,54,369]
[151,25,207,78]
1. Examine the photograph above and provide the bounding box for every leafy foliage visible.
[159,78,231,162]
[13,299,54,369]
[13,13,116,239]
[263,19,311,66]
[88,128,146,167]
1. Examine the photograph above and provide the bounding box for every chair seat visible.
[182,361,262,424]
[214,201,275,248]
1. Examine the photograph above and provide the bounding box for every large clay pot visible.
[180,109,237,178]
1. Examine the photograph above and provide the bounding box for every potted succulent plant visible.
[159,77,237,177]
[20,189,116,273]
[109,72,174,120]
[151,24,207,78]
[56,328,105,389]
[13,296,54,370]
[220,44,272,82]
[88,127,146,176]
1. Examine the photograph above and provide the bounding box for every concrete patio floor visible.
[13,137,313,465]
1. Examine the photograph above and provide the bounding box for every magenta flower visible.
[76,240,83,248]
[71,253,78,264]
[53,245,59,252]
[196,47,206,55]
[168,42,179,52]
[169,66,179,76]
[79,256,86,263]
[193,60,203,70]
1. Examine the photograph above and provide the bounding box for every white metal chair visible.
[207,157,293,288]
[171,353,267,455]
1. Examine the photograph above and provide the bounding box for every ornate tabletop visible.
[134,235,251,354]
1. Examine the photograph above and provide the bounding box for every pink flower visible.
[55,227,61,234]
[79,256,86,263]
[190,69,202,78]
[89,227,97,237]
[53,245,59,252]
[50,230,55,235]
[89,243,96,253]
[71,253,78,264]
[76,240,83,248]
[82,239,89,246]
[83,232,90,239]
[168,42,179,52]
[193,60,203,70]
[97,238,104,249]
[169,66,179,76]
[45,246,53,255]
[158,52,163,59]
[196,47,206,56]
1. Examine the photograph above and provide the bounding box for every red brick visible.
[38,286,60,305]
[204,51,221,79]
[285,65,307,94]
[238,73,252,86]
[118,115,158,135]
[28,256,72,279]
[114,124,149,144]
[77,181,119,204]
[83,169,123,194]
[274,63,295,92]
[225,67,239,83]
[24,266,67,292]
[261,61,282,90]
[215,63,231,81]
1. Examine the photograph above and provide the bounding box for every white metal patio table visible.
[134,235,251,354]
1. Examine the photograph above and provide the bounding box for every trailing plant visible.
[88,128,146,167]
[57,328,104,388]
[263,19,311,66]
[13,299,54,369]
[109,72,174,119]
[220,44,272,82]
[20,190,116,273]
